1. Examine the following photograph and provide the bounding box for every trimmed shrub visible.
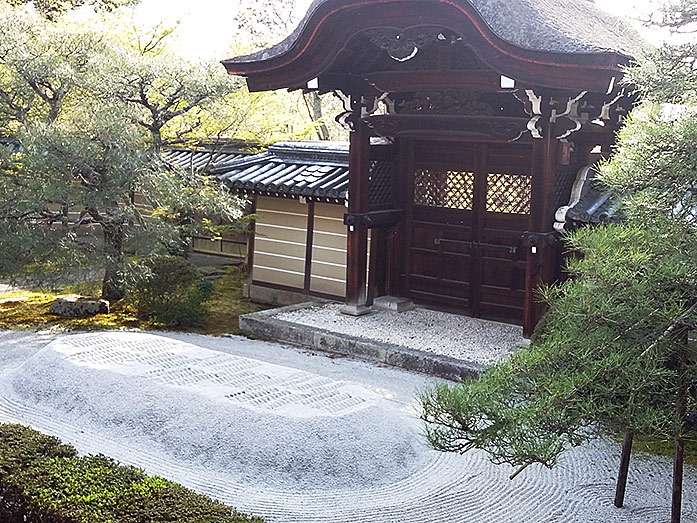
[0,424,264,523]
[128,256,213,327]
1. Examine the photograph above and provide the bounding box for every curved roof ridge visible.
[224,0,647,68]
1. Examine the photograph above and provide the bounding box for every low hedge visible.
[0,424,264,523]
[127,256,214,328]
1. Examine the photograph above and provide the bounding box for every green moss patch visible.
[0,267,263,335]
[198,269,263,336]
[0,423,264,523]
[632,434,697,467]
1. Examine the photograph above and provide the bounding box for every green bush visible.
[128,256,213,327]
[0,424,264,523]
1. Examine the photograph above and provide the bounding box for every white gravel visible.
[276,303,527,365]
[0,329,695,523]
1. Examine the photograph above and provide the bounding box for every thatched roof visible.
[225,0,645,68]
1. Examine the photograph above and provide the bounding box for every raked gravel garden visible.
[0,327,695,522]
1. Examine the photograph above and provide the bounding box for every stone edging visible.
[239,303,484,381]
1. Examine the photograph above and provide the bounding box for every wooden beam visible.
[366,114,531,142]
[363,70,502,93]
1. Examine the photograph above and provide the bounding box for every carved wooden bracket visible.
[335,93,383,131]
[514,84,634,141]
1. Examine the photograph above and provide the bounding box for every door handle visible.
[434,237,472,248]
[434,238,518,254]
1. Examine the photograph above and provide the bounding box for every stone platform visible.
[239,302,528,381]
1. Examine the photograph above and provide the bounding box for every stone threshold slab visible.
[239,303,485,381]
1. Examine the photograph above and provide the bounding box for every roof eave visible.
[222,0,639,93]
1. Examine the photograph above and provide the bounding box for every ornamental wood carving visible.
[390,90,495,116]
[513,87,634,140]
[365,114,529,141]
[363,26,457,61]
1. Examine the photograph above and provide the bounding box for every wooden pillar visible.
[384,138,410,298]
[303,200,315,292]
[523,123,558,337]
[367,226,388,305]
[244,195,257,299]
[341,110,371,316]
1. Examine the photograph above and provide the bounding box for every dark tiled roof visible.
[556,165,622,228]
[226,0,646,67]
[212,141,350,202]
[566,184,621,224]
[162,146,251,172]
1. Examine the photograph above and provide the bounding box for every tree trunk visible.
[671,336,689,523]
[48,102,61,124]
[672,437,685,523]
[614,431,633,508]
[101,222,126,302]
[304,91,330,140]
[150,128,163,154]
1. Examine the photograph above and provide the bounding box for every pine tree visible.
[0,4,244,300]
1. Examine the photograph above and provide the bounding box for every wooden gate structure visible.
[223,0,643,336]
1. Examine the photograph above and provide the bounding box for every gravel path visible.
[276,303,527,365]
[0,329,695,523]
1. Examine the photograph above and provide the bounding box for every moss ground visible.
[631,434,697,467]
[0,267,263,335]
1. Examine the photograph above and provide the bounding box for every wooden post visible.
[523,124,557,337]
[342,103,371,316]
[303,200,315,292]
[614,431,633,508]
[244,196,257,298]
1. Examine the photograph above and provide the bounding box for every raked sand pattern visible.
[0,330,695,523]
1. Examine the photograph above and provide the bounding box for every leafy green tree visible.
[0,9,104,127]
[233,0,347,142]
[420,2,697,522]
[4,0,137,22]
[102,27,243,152]
[0,4,244,301]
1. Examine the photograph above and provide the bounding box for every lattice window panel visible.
[486,173,532,214]
[368,160,394,206]
[414,169,474,210]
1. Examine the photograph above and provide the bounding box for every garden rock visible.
[49,295,109,317]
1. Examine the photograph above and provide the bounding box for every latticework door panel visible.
[368,160,394,206]
[414,168,474,210]
[486,173,532,214]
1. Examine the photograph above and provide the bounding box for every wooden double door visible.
[407,141,532,322]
